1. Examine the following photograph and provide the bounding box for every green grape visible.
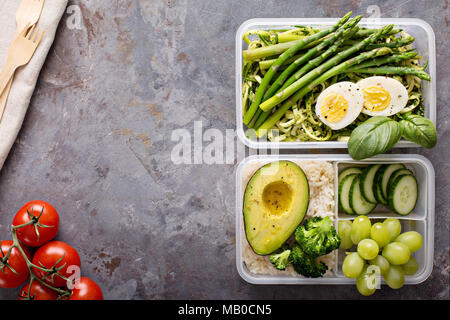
[402,256,419,275]
[369,255,390,276]
[351,216,371,245]
[338,220,353,249]
[395,231,423,253]
[382,242,411,265]
[370,223,391,248]
[357,239,379,260]
[356,265,379,296]
[384,265,405,289]
[383,218,402,241]
[343,252,365,279]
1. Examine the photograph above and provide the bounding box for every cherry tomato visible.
[32,241,81,288]
[0,240,31,288]
[18,281,59,300]
[13,201,60,247]
[69,277,103,300]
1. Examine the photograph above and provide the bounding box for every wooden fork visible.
[0,24,44,98]
[0,0,45,122]
[16,0,45,34]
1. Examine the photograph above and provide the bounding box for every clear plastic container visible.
[236,18,436,149]
[235,154,434,285]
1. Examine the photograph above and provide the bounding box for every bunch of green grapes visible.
[338,217,423,296]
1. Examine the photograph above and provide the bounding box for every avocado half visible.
[243,161,309,255]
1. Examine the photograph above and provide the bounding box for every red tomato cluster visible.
[0,200,103,300]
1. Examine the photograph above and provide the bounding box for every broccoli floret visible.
[295,216,341,257]
[289,244,328,278]
[269,249,291,270]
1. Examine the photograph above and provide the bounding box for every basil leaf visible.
[399,114,437,148]
[348,116,402,160]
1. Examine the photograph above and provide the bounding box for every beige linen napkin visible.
[0,0,67,170]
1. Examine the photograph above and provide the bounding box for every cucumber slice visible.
[350,175,377,215]
[374,164,405,205]
[387,169,413,195]
[338,167,363,185]
[381,164,406,200]
[374,165,388,205]
[375,183,387,205]
[339,174,358,215]
[388,174,418,215]
[360,164,382,204]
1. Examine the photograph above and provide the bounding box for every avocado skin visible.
[243,161,309,255]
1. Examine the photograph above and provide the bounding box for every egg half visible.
[315,81,364,130]
[357,76,408,117]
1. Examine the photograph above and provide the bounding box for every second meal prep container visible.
[235,154,435,285]
[236,18,436,149]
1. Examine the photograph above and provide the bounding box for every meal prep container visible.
[236,18,436,149]
[235,154,434,285]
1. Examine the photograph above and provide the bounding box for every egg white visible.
[357,76,409,117]
[315,81,364,130]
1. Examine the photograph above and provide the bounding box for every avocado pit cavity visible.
[262,180,293,217]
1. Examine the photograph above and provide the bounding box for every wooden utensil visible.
[0,0,45,122]
[0,24,45,96]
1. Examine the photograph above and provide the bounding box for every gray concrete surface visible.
[0,0,448,299]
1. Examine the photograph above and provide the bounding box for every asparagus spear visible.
[263,16,362,102]
[242,12,353,125]
[253,26,359,129]
[259,25,394,112]
[346,51,418,70]
[277,27,322,43]
[354,28,402,37]
[349,66,431,80]
[276,26,359,94]
[278,33,311,43]
[245,33,340,62]
[245,28,403,61]
[276,28,402,43]
[253,35,340,70]
[344,36,415,49]
[256,47,393,137]
[248,108,264,129]
[243,41,297,61]
[259,53,303,70]
[242,13,351,62]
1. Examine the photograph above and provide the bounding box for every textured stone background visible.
[0,0,448,299]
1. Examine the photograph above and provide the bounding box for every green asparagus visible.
[346,51,418,70]
[277,27,359,94]
[263,16,362,102]
[344,36,415,49]
[275,27,401,43]
[243,41,298,61]
[253,26,359,129]
[259,53,303,70]
[256,47,393,137]
[348,66,431,80]
[354,28,402,38]
[259,25,394,112]
[242,12,353,125]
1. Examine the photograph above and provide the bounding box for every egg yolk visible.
[320,92,348,123]
[362,85,391,112]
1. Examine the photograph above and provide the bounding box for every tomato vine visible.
[1,201,103,300]
[7,219,72,300]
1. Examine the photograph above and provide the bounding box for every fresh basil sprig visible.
[399,114,437,148]
[348,116,402,160]
[348,115,437,160]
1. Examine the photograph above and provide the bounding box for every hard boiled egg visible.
[315,81,364,130]
[357,76,408,117]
